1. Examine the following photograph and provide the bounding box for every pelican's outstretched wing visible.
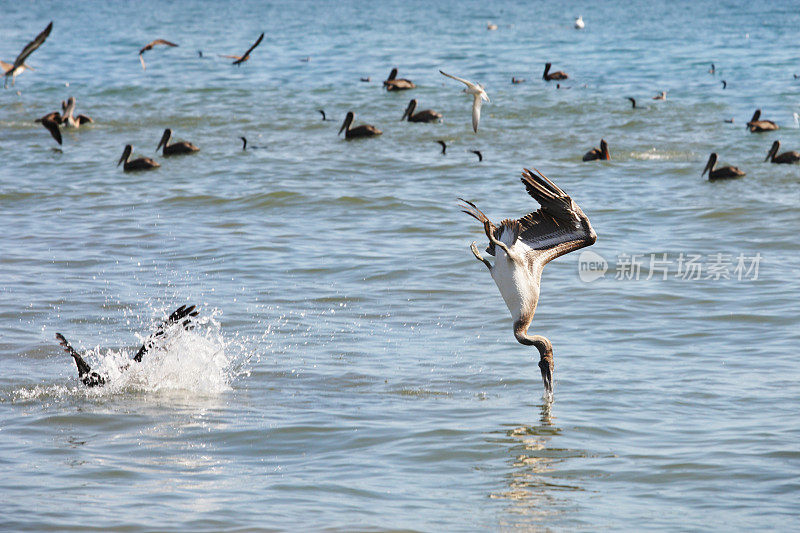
[232,33,264,65]
[516,168,596,263]
[139,39,178,55]
[133,304,198,362]
[55,333,105,387]
[12,21,52,70]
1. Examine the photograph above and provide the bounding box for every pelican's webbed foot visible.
[470,241,492,269]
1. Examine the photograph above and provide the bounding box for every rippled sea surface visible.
[2,0,799,530]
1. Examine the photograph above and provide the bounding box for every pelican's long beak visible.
[156,130,169,152]
[701,157,712,176]
[538,356,553,397]
[117,153,125,166]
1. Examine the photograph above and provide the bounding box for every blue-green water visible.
[2,1,799,530]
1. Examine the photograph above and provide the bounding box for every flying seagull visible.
[459,168,597,398]
[439,69,490,133]
[138,39,178,71]
[3,21,52,88]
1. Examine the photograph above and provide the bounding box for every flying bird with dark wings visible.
[138,39,178,70]
[223,33,264,65]
[3,21,52,88]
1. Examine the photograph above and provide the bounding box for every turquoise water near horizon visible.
[1,1,799,530]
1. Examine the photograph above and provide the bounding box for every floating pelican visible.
[338,111,382,139]
[652,91,667,100]
[470,150,483,162]
[746,109,778,132]
[360,77,371,82]
[574,16,585,29]
[138,39,178,71]
[627,97,636,109]
[702,153,745,180]
[3,21,52,88]
[156,128,199,156]
[459,168,597,397]
[60,97,93,128]
[34,111,62,145]
[436,140,447,154]
[765,140,800,164]
[383,68,415,91]
[542,62,568,81]
[223,33,264,65]
[439,70,490,133]
[56,305,198,387]
[401,99,442,123]
[583,139,610,161]
[118,145,160,171]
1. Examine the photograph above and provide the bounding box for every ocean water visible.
[1,0,799,530]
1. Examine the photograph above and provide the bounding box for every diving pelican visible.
[746,109,778,132]
[765,140,800,164]
[574,16,585,29]
[401,99,442,123]
[138,39,178,71]
[383,68,416,91]
[224,33,264,65]
[702,153,745,180]
[156,128,199,156]
[118,145,160,171]
[583,139,610,161]
[3,21,52,88]
[338,111,382,139]
[459,167,597,397]
[652,91,667,100]
[439,70,490,133]
[34,111,62,145]
[61,97,93,128]
[56,305,198,388]
[542,62,568,81]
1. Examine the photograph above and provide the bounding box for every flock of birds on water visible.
[4,16,798,400]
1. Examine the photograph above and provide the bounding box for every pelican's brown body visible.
[338,111,382,139]
[384,68,415,91]
[118,144,160,171]
[157,128,199,156]
[702,153,744,180]
[583,139,610,161]
[542,62,568,81]
[35,111,62,145]
[747,109,778,132]
[401,99,442,123]
[765,140,800,164]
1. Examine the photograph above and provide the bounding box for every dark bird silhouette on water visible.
[3,21,52,88]
[721,80,727,89]
[338,111,382,139]
[627,97,636,109]
[542,62,568,81]
[156,128,199,156]
[746,109,778,132]
[702,152,745,180]
[401,99,442,123]
[138,39,178,71]
[223,33,264,65]
[512,77,525,84]
[318,109,328,121]
[118,145,160,171]
[383,68,415,91]
[765,140,800,164]
[583,139,610,161]
[436,140,447,155]
[470,150,483,162]
[35,111,62,145]
[56,305,198,387]
[709,63,715,75]
[360,77,370,82]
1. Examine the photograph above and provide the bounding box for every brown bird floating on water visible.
[401,99,442,123]
[138,39,178,71]
[765,140,800,164]
[338,111,382,139]
[702,153,744,180]
[627,97,636,109]
[511,77,525,84]
[436,140,447,154]
[118,144,160,171]
[583,139,610,161]
[360,77,371,82]
[470,150,483,162]
[542,62,568,81]
[35,111,62,145]
[156,128,199,156]
[3,21,52,88]
[746,109,778,132]
[56,305,198,388]
[652,91,667,100]
[383,68,415,91]
[60,97,93,128]
[459,167,597,398]
[224,32,264,65]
